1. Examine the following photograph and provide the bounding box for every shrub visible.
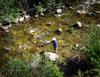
[85,25,100,67]
[29,53,63,77]
[43,60,63,77]
[34,2,46,13]
[85,25,100,76]
[0,57,33,77]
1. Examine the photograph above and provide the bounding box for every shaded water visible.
[0,10,100,67]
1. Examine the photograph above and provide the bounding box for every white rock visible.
[77,10,87,14]
[2,26,9,30]
[28,27,37,33]
[97,24,100,27]
[69,6,75,9]
[58,28,62,32]
[29,29,35,33]
[2,24,12,30]
[44,52,58,61]
[24,15,30,19]
[13,18,19,23]
[19,17,24,22]
[77,21,82,28]
[40,12,44,16]
[55,14,62,17]
[18,44,28,49]
[75,44,80,48]
[48,22,52,25]
[35,15,39,18]
[56,9,62,14]
[62,6,65,8]
[9,24,12,27]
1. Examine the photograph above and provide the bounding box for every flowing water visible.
[0,10,100,67]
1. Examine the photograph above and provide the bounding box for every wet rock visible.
[77,10,87,14]
[2,47,11,52]
[44,52,58,61]
[40,12,44,16]
[72,21,82,29]
[2,24,12,30]
[56,9,62,14]
[97,24,100,27]
[24,15,30,20]
[18,44,28,49]
[28,27,37,33]
[19,17,24,22]
[29,29,36,33]
[35,14,39,18]
[46,22,52,26]
[55,28,62,35]
[12,18,19,24]
[54,14,62,17]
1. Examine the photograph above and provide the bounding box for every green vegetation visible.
[85,25,100,74]
[0,52,63,77]
[0,0,21,23]
[0,0,100,77]
[1,57,33,77]
[0,0,82,25]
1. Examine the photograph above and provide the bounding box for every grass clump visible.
[0,57,33,77]
[0,52,63,77]
[85,24,100,76]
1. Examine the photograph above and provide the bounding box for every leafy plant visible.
[34,2,46,13]
[0,57,33,77]
[85,25,100,76]
[43,60,63,77]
